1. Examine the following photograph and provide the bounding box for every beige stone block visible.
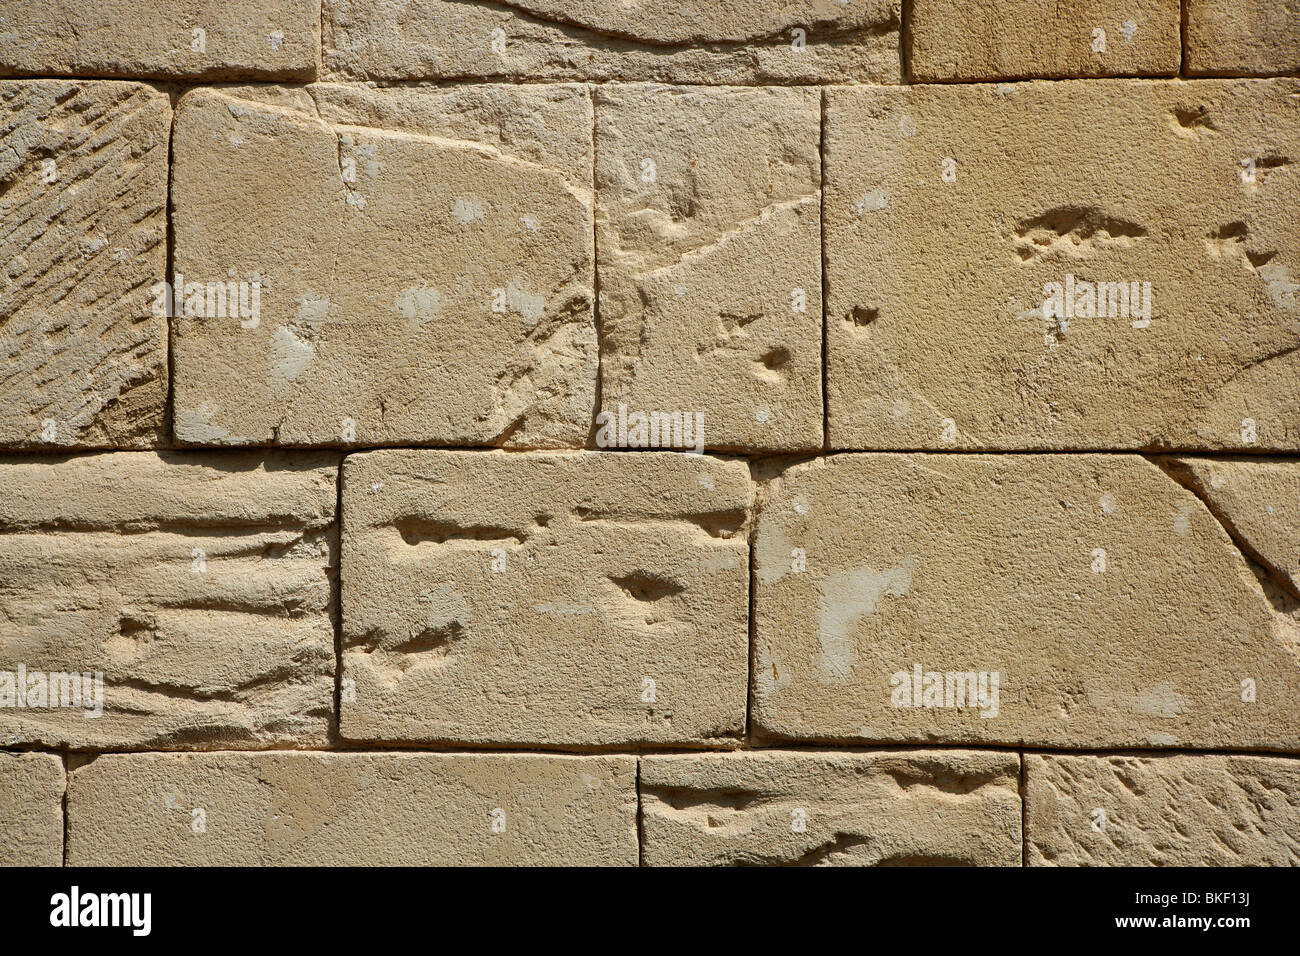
[0,451,337,749]
[641,749,1022,866]
[910,0,1180,81]
[171,84,595,449]
[825,80,1300,451]
[67,751,637,865]
[1187,0,1300,76]
[0,0,319,80]
[596,85,823,453]
[0,80,169,448]
[1027,752,1300,864]
[0,752,64,867]
[341,449,751,746]
[325,0,901,84]
[753,453,1300,750]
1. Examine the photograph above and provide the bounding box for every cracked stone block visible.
[0,81,169,449]
[0,0,319,80]
[0,451,338,749]
[171,84,595,449]
[596,86,822,453]
[752,453,1300,750]
[67,752,637,865]
[341,450,751,746]
[324,0,901,84]
[1027,752,1300,865]
[171,84,594,448]
[0,752,64,866]
[641,750,1021,866]
[909,0,1179,81]
[825,80,1300,451]
[1186,0,1300,77]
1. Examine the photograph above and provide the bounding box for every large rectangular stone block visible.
[171,83,595,449]
[0,80,169,448]
[0,0,319,80]
[1027,752,1300,865]
[0,452,337,749]
[341,450,751,746]
[325,0,901,84]
[67,752,638,865]
[641,750,1021,866]
[596,86,823,453]
[910,0,1179,81]
[825,80,1300,451]
[0,752,64,866]
[1186,0,1300,77]
[753,453,1300,751]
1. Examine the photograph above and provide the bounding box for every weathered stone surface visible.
[641,750,1021,866]
[0,752,64,866]
[67,752,637,865]
[1161,456,1300,600]
[596,86,822,453]
[1027,752,1300,865]
[825,80,1300,451]
[910,0,1179,81]
[325,0,900,84]
[171,84,595,449]
[341,450,750,746]
[0,452,337,749]
[1186,0,1300,77]
[0,0,319,80]
[0,81,168,449]
[753,453,1300,750]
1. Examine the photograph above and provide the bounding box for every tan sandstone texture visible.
[0,0,319,80]
[0,452,337,749]
[325,0,901,84]
[753,454,1300,750]
[825,79,1300,451]
[596,86,823,452]
[1186,0,1300,77]
[341,450,751,746]
[0,80,169,448]
[0,752,64,866]
[910,0,1180,81]
[67,752,637,865]
[1027,753,1300,865]
[171,83,595,449]
[641,750,1022,866]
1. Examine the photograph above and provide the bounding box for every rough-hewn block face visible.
[753,454,1300,750]
[1186,0,1300,77]
[0,81,169,449]
[341,450,751,746]
[1027,753,1300,865]
[596,86,822,453]
[0,452,337,749]
[825,80,1300,451]
[641,750,1021,866]
[0,0,319,80]
[0,752,64,866]
[171,84,595,450]
[67,752,637,865]
[910,0,1180,81]
[325,0,901,84]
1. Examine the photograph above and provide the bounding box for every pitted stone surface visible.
[0,452,337,749]
[0,752,64,866]
[1186,0,1300,77]
[341,450,751,746]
